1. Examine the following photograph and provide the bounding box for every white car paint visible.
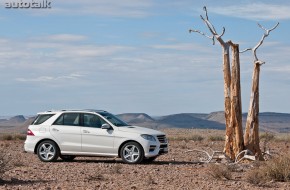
[24,110,168,163]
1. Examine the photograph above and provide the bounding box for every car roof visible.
[37,109,107,115]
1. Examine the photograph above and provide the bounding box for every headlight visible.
[141,134,156,142]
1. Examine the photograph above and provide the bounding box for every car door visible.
[50,113,82,153]
[81,113,116,155]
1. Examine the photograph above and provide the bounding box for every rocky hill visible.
[1,112,290,133]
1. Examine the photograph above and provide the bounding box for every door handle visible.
[52,128,59,132]
[83,130,90,133]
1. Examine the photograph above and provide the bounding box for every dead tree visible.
[229,42,244,158]
[241,22,279,160]
[189,7,244,160]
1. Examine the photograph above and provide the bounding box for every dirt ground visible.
[1,129,290,190]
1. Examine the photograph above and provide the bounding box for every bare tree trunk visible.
[189,7,244,160]
[244,62,263,160]
[229,43,244,157]
[222,44,235,160]
[241,23,278,161]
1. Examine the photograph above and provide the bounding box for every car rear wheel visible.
[120,142,144,164]
[60,155,76,161]
[37,140,59,162]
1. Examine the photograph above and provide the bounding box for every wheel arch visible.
[34,138,60,154]
[118,140,144,158]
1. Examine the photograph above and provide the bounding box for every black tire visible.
[60,155,76,161]
[120,142,144,164]
[143,156,158,163]
[37,140,59,162]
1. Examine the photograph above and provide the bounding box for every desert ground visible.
[1,129,290,190]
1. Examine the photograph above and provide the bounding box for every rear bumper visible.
[24,141,36,153]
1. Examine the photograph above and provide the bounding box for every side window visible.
[83,114,106,128]
[31,114,55,125]
[53,113,80,126]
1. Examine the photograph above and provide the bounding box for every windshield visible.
[99,112,130,127]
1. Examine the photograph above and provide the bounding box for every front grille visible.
[160,144,168,149]
[157,135,167,143]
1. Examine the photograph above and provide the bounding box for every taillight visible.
[27,129,35,136]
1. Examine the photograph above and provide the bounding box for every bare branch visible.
[258,22,279,34]
[189,29,215,45]
[190,6,227,47]
[217,27,225,38]
[257,23,267,32]
[255,60,265,65]
[240,48,252,53]
[203,6,208,20]
[269,22,279,31]
[200,15,216,35]
[252,22,279,61]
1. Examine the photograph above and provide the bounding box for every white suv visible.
[24,110,168,164]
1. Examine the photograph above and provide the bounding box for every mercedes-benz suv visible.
[24,110,168,164]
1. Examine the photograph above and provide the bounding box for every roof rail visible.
[45,109,107,113]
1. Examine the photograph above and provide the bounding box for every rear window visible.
[53,113,80,126]
[31,114,55,125]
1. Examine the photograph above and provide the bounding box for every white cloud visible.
[16,73,84,82]
[210,3,290,20]
[19,0,154,18]
[150,43,213,53]
[46,34,87,42]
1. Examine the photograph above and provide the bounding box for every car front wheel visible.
[37,140,59,162]
[120,142,144,164]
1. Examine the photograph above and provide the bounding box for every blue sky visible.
[0,0,289,116]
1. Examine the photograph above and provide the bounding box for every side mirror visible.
[101,123,111,129]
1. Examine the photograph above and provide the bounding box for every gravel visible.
[0,136,289,190]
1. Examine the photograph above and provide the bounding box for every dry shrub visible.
[208,135,224,141]
[263,154,290,182]
[180,140,188,149]
[0,143,15,180]
[112,164,122,174]
[1,134,13,141]
[14,134,26,141]
[274,134,290,142]
[147,175,157,185]
[246,167,267,185]
[207,164,232,180]
[260,132,275,152]
[0,134,26,141]
[246,154,290,184]
[260,132,275,141]
[189,135,204,142]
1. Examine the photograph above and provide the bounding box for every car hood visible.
[117,126,165,135]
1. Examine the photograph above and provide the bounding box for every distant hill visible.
[206,112,290,133]
[117,113,154,123]
[0,115,35,134]
[206,111,225,123]
[1,111,290,133]
[156,113,224,129]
